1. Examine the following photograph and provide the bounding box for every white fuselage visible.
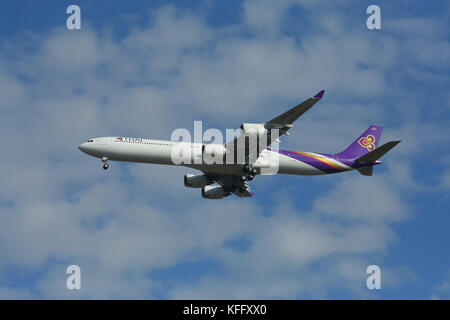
[78,137,349,176]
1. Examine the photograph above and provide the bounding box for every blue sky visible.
[0,0,449,299]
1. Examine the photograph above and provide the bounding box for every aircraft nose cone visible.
[78,142,88,153]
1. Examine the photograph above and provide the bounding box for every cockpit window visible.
[87,139,94,142]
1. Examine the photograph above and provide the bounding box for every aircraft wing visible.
[225,90,325,164]
[265,90,325,131]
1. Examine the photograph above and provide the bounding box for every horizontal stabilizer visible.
[357,166,373,176]
[356,140,401,163]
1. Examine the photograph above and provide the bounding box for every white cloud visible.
[0,1,447,299]
[429,270,450,300]
[314,175,408,222]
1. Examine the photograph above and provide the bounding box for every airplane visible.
[78,90,400,199]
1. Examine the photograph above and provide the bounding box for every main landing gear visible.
[233,163,258,193]
[232,180,250,193]
[102,156,109,170]
[242,163,257,181]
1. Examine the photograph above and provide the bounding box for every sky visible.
[0,0,449,299]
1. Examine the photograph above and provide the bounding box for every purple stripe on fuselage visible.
[277,150,356,174]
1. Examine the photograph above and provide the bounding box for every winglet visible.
[313,90,325,99]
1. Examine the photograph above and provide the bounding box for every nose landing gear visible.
[102,156,109,170]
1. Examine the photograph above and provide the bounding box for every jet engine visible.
[184,174,212,188]
[201,185,228,199]
[240,123,267,135]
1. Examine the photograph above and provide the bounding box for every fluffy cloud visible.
[0,1,447,298]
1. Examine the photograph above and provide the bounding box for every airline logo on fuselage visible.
[358,135,376,151]
[116,137,143,142]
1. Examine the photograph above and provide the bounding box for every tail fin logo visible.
[358,135,376,151]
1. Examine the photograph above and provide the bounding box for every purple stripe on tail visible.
[336,125,383,159]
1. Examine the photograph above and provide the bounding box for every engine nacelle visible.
[201,185,227,199]
[202,144,227,162]
[184,174,212,188]
[240,123,267,135]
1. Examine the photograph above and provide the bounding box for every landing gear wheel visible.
[250,168,257,175]
[101,156,109,170]
[247,175,254,181]
[239,175,247,182]
[239,185,247,193]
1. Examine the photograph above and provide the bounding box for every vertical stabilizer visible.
[337,126,383,159]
